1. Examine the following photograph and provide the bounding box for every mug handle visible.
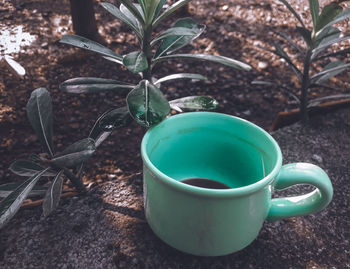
[267,163,333,221]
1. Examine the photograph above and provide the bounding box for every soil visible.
[0,0,350,268]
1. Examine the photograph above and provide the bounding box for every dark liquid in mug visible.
[180,178,231,189]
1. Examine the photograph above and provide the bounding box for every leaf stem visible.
[300,50,312,124]
[142,26,153,80]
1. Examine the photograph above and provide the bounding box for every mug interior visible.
[142,112,281,190]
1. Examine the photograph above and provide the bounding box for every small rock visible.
[258,61,268,69]
[242,110,251,116]
[312,154,323,163]
[222,5,228,11]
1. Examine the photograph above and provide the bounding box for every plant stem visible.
[63,168,86,192]
[142,26,153,81]
[300,50,311,124]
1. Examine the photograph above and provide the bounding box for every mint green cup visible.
[141,112,333,256]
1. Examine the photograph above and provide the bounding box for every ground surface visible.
[0,0,350,268]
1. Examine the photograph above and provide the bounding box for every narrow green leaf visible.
[314,3,342,34]
[9,160,55,177]
[252,80,300,103]
[312,26,341,58]
[51,138,96,168]
[60,35,123,62]
[308,94,350,107]
[0,183,47,199]
[309,0,319,28]
[101,2,143,40]
[118,0,145,24]
[0,168,48,229]
[43,170,64,217]
[151,27,200,46]
[315,48,350,60]
[310,62,350,83]
[154,73,207,86]
[278,0,306,28]
[154,18,205,58]
[126,80,170,127]
[154,0,166,18]
[123,51,148,73]
[169,96,218,111]
[319,7,350,32]
[59,77,134,94]
[152,0,192,28]
[4,55,25,77]
[278,32,303,53]
[154,53,251,71]
[272,43,302,80]
[26,88,54,157]
[312,34,350,59]
[143,0,161,25]
[296,27,312,47]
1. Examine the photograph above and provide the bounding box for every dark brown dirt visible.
[0,0,350,268]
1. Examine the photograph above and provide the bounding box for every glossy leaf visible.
[140,0,161,25]
[9,160,55,177]
[43,170,64,217]
[51,138,96,168]
[278,32,303,53]
[0,183,48,199]
[169,96,218,111]
[154,18,205,58]
[154,0,166,18]
[278,0,306,28]
[151,27,200,46]
[126,80,170,127]
[120,3,144,38]
[123,51,148,73]
[60,35,123,62]
[26,88,54,157]
[311,61,350,84]
[308,0,319,27]
[154,73,207,86]
[314,3,342,34]
[153,0,192,28]
[101,2,143,40]
[154,54,251,71]
[118,0,145,24]
[310,62,350,83]
[59,77,134,94]
[312,27,341,57]
[0,168,48,229]
[308,94,350,107]
[296,27,312,47]
[315,48,350,60]
[320,7,350,31]
[312,34,350,59]
[4,55,25,76]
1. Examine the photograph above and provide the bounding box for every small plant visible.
[254,0,350,123]
[0,88,107,229]
[59,0,251,128]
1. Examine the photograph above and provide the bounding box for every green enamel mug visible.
[141,112,333,256]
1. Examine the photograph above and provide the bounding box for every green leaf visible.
[154,73,207,86]
[308,94,350,107]
[59,77,134,94]
[154,53,251,71]
[278,0,306,28]
[319,6,350,32]
[0,168,48,229]
[153,0,191,28]
[101,2,143,40]
[126,80,170,127]
[312,34,350,59]
[154,18,205,58]
[314,3,342,34]
[309,0,319,28]
[312,26,341,58]
[119,3,144,38]
[26,88,54,157]
[43,170,64,217]
[278,32,303,53]
[296,27,312,47]
[315,48,350,60]
[9,160,55,177]
[140,0,161,25]
[310,61,350,84]
[154,0,166,18]
[272,43,302,80]
[60,35,123,62]
[51,138,96,168]
[169,96,218,111]
[118,0,145,24]
[123,51,148,73]
[151,27,201,46]
[0,183,47,199]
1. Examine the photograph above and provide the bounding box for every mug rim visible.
[141,112,282,198]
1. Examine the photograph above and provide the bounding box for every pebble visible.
[258,61,268,69]
[312,154,323,163]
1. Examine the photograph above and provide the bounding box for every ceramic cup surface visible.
[141,112,333,256]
